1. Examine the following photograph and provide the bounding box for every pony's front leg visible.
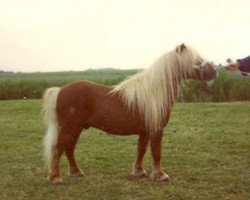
[150,131,170,182]
[131,133,149,178]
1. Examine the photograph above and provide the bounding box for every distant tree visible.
[0,70,14,74]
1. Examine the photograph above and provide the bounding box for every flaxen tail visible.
[42,87,61,171]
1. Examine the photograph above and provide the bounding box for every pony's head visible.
[112,43,218,134]
[175,43,218,81]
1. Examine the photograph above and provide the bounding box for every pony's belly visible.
[91,118,144,136]
[101,129,138,136]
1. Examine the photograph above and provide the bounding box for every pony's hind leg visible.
[47,126,83,184]
[43,121,64,184]
[65,130,84,177]
[131,134,149,178]
[47,129,68,184]
[150,131,170,182]
[49,145,64,184]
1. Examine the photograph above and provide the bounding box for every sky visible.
[0,0,250,72]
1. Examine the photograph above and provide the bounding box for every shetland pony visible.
[43,44,217,184]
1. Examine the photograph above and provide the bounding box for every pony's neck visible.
[145,51,184,104]
[111,50,188,133]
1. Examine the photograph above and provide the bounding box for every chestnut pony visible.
[43,44,217,184]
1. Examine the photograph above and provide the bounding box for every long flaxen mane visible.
[111,44,203,134]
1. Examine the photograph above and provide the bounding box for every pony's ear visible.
[180,43,186,52]
[176,43,186,54]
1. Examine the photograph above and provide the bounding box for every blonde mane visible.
[111,45,202,134]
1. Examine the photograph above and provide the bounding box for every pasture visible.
[0,69,139,100]
[0,69,250,101]
[0,100,249,199]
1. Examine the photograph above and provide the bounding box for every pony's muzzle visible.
[203,64,218,81]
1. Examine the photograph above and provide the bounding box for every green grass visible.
[0,69,139,84]
[0,100,249,199]
[0,69,139,100]
[1,69,249,101]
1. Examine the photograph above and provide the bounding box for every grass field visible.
[1,69,250,101]
[0,69,139,84]
[0,100,249,199]
[0,69,139,100]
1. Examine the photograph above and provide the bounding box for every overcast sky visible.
[0,0,249,72]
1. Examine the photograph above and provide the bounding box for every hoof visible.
[68,169,84,178]
[50,177,63,185]
[151,172,170,182]
[131,169,147,178]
